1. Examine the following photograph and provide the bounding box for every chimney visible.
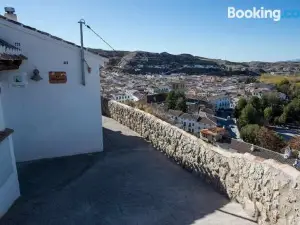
[4,7,18,21]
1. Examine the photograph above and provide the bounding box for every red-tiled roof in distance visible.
[200,127,226,136]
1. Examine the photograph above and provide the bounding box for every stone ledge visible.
[110,100,300,181]
[103,99,300,225]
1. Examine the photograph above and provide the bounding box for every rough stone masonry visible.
[102,99,300,225]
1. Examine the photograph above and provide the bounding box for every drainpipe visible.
[79,19,86,86]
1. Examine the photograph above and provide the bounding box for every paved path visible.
[0,116,256,225]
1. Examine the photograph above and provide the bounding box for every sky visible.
[4,0,300,62]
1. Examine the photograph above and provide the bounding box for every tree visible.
[281,98,300,124]
[277,83,290,96]
[264,107,273,123]
[278,112,287,124]
[166,91,176,110]
[245,77,258,84]
[261,92,284,118]
[249,96,261,111]
[175,97,187,112]
[240,124,260,145]
[166,91,187,112]
[289,136,300,151]
[234,98,247,118]
[238,104,261,127]
[257,127,285,153]
[278,78,290,86]
[237,98,247,111]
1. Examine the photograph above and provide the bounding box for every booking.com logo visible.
[228,7,300,22]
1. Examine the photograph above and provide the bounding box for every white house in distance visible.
[175,112,217,136]
[207,94,232,111]
[112,90,140,102]
[0,7,107,217]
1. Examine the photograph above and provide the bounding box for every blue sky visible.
[5,0,300,62]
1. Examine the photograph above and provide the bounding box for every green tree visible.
[166,90,187,112]
[261,92,284,118]
[166,91,176,110]
[238,104,261,127]
[249,96,261,111]
[264,107,273,123]
[277,83,290,96]
[278,113,287,124]
[240,124,260,145]
[281,98,300,124]
[175,97,187,112]
[278,78,290,86]
[237,98,247,111]
[234,98,247,118]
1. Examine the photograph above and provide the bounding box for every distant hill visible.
[91,49,300,76]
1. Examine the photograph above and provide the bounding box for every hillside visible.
[91,49,300,76]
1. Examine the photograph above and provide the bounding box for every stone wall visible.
[102,98,300,225]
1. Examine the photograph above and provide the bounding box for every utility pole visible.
[79,19,86,86]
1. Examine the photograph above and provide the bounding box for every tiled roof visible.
[168,109,183,117]
[207,94,229,102]
[0,15,107,59]
[201,107,215,115]
[199,117,217,126]
[180,113,199,121]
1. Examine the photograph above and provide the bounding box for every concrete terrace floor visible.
[0,116,257,225]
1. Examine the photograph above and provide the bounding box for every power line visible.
[84,22,150,69]
[84,22,186,75]
[85,24,117,52]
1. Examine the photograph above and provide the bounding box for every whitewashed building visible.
[179,113,217,136]
[112,90,140,102]
[0,8,107,217]
[207,95,232,111]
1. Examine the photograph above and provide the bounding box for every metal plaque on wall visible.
[49,71,67,84]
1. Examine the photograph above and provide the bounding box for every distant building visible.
[149,85,171,94]
[171,81,185,91]
[112,93,138,102]
[207,95,232,111]
[146,93,168,103]
[168,109,183,122]
[200,127,227,143]
[179,113,216,136]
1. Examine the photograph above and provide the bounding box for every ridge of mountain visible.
[91,49,300,76]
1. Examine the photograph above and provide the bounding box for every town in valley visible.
[101,69,300,168]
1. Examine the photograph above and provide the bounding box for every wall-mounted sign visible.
[49,71,67,84]
[11,72,28,88]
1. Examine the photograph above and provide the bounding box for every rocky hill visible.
[91,49,300,76]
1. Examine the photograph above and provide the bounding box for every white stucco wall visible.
[0,96,20,218]
[0,18,106,161]
[0,137,19,218]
